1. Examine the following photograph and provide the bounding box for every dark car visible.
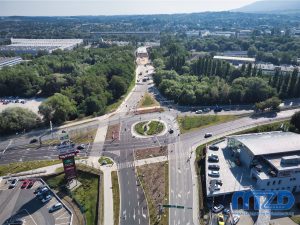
[208,155,219,162]
[204,133,213,138]
[209,145,219,151]
[212,204,224,213]
[214,107,223,113]
[27,180,35,189]
[29,138,38,144]
[208,165,220,170]
[34,186,46,194]
[169,129,174,134]
[210,179,223,186]
[77,144,85,150]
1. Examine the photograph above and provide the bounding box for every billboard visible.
[62,156,77,180]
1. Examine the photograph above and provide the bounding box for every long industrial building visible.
[0,57,23,69]
[0,38,83,55]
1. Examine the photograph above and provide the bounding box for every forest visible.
[0,46,135,123]
[151,36,300,106]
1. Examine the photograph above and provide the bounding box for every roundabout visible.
[132,119,167,138]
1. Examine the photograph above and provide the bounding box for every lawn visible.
[137,162,169,225]
[0,159,61,176]
[139,93,159,108]
[44,166,100,225]
[147,121,164,135]
[134,120,165,136]
[111,171,120,225]
[98,156,114,165]
[135,121,148,135]
[291,216,300,224]
[178,115,239,133]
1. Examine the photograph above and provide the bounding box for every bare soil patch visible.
[135,146,167,160]
[105,124,120,141]
[135,107,164,115]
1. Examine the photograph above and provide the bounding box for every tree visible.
[81,95,106,116]
[109,76,128,99]
[247,46,258,57]
[291,112,300,131]
[255,97,282,112]
[39,93,77,124]
[0,107,40,134]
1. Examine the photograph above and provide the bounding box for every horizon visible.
[0,0,258,16]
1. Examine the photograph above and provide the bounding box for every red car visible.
[21,180,30,189]
[26,180,35,189]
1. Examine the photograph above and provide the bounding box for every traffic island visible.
[136,161,169,225]
[133,120,167,138]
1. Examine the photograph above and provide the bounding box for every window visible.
[278,180,281,184]
[273,181,276,185]
[267,182,270,186]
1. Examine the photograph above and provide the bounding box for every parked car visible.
[209,145,219,151]
[210,179,223,186]
[223,208,230,215]
[29,138,38,144]
[203,108,211,113]
[233,215,240,224]
[26,180,35,189]
[211,184,221,191]
[36,187,49,196]
[208,170,220,177]
[49,203,62,213]
[6,219,24,225]
[217,213,225,225]
[204,133,213,138]
[34,186,46,194]
[9,178,18,189]
[214,107,223,113]
[208,165,220,170]
[195,110,203,114]
[212,204,224,213]
[41,195,52,203]
[21,180,30,189]
[77,144,85,150]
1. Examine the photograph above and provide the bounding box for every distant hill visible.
[234,0,300,14]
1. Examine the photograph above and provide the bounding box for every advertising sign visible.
[63,156,77,180]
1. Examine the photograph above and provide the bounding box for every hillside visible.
[234,0,300,14]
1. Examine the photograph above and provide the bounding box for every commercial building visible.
[0,38,83,55]
[136,47,148,58]
[206,131,300,197]
[0,57,23,69]
[254,64,300,75]
[213,55,255,65]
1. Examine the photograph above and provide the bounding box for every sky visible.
[0,0,259,16]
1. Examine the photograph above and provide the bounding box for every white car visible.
[208,170,220,177]
[49,203,62,212]
[9,178,18,188]
[233,215,240,224]
[195,110,203,114]
[41,195,52,203]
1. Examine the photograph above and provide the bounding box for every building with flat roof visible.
[213,55,255,65]
[0,38,83,55]
[136,46,148,58]
[0,57,23,69]
[206,132,300,197]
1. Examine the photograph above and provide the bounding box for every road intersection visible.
[0,47,299,225]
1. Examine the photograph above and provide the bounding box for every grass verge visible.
[0,159,61,176]
[135,121,148,135]
[138,92,160,108]
[147,121,164,135]
[178,115,239,133]
[111,171,120,225]
[44,165,101,225]
[98,156,114,165]
[137,162,169,225]
[291,216,300,224]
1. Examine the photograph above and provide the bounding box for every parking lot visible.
[0,178,71,225]
[0,98,44,114]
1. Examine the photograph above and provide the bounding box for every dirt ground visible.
[0,98,44,114]
[105,124,121,141]
[135,146,167,160]
[135,107,164,115]
[137,162,169,225]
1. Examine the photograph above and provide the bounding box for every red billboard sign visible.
[62,156,77,180]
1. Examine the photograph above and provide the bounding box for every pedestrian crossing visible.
[117,161,136,170]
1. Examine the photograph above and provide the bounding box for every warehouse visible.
[0,57,23,69]
[213,55,255,65]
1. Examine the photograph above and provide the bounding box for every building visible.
[0,57,23,69]
[254,63,300,75]
[186,30,200,37]
[213,55,255,65]
[237,30,252,39]
[221,51,248,57]
[206,131,300,197]
[0,38,83,55]
[228,132,300,193]
[136,47,148,58]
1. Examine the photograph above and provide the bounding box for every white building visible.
[136,47,148,58]
[228,132,300,193]
[213,55,255,65]
[0,38,83,55]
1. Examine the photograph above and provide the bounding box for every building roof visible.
[228,132,300,156]
[213,55,255,63]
